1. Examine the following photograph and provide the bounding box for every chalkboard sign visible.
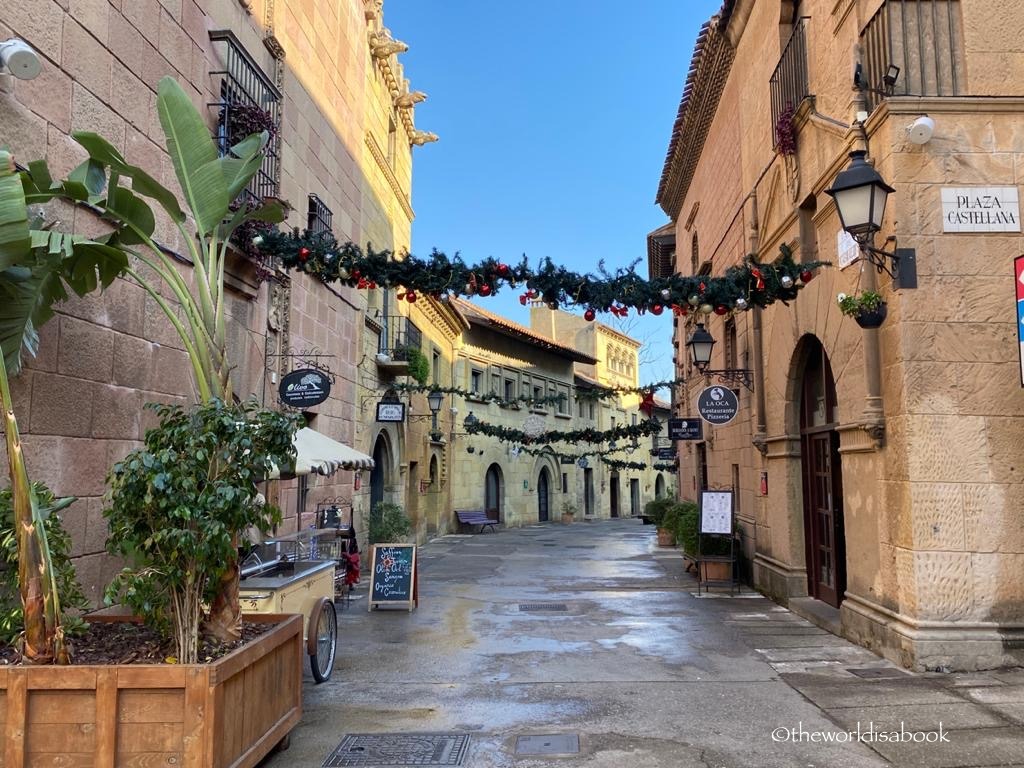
[368,544,418,611]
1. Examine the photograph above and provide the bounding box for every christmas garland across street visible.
[393,379,688,407]
[257,230,826,315]
[465,416,663,446]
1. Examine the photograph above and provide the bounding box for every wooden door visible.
[800,341,846,607]
[485,464,502,522]
[538,468,550,522]
[609,473,620,518]
[584,468,594,515]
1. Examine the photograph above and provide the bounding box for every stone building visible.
[0,0,435,598]
[652,0,1024,670]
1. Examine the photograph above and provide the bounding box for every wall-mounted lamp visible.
[686,323,754,391]
[463,411,479,453]
[427,389,444,440]
[825,150,917,289]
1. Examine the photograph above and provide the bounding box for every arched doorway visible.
[485,464,503,522]
[799,338,846,607]
[370,433,391,523]
[537,468,551,522]
[655,474,666,499]
[609,472,620,518]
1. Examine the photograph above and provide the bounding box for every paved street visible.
[264,520,1024,767]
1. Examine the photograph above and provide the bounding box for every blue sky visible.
[386,0,722,382]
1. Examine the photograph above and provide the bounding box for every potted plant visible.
[644,497,676,547]
[369,502,412,543]
[837,290,888,328]
[561,499,578,525]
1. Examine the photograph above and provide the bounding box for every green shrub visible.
[0,484,89,646]
[643,496,675,528]
[400,347,430,386]
[369,502,412,544]
[672,500,733,557]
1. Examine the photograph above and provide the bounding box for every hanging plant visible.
[775,102,797,156]
[837,290,887,328]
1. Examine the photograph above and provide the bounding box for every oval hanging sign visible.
[279,368,331,408]
[697,385,739,426]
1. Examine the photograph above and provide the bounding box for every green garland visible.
[601,458,648,471]
[519,445,642,463]
[257,229,825,315]
[393,380,686,406]
[466,417,663,446]
[652,463,679,473]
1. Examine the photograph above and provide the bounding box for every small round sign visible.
[279,368,331,408]
[697,385,739,426]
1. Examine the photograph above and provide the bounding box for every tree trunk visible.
[0,354,66,664]
[203,535,241,642]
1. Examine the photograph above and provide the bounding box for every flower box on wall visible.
[0,614,301,767]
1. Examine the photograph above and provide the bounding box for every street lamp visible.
[427,389,444,440]
[463,412,479,453]
[825,150,916,288]
[686,322,753,392]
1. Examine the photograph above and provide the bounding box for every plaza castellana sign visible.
[696,386,739,426]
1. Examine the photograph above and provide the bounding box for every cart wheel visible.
[308,597,337,683]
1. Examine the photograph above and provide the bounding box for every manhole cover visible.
[847,667,908,679]
[323,733,470,766]
[519,603,568,612]
[515,734,580,755]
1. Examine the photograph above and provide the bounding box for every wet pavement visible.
[262,519,1024,767]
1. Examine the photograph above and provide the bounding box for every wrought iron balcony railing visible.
[769,17,810,145]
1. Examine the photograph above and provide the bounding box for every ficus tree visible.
[0,74,287,659]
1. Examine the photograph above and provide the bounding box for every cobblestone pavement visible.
[261,519,1024,767]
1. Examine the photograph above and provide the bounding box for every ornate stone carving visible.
[364,0,384,21]
[784,152,800,203]
[370,29,408,58]
[859,419,886,448]
[409,130,439,146]
[395,88,427,109]
[752,433,768,456]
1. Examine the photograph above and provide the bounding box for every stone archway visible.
[655,474,666,499]
[537,467,551,522]
[485,463,503,522]
[370,431,394,525]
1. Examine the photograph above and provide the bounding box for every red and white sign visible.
[1016,255,1024,386]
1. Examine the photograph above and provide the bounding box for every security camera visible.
[0,39,42,80]
[907,115,935,145]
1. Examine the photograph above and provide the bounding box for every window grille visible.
[769,17,810,144]
[307,194,333,237]
[209,30,281,206]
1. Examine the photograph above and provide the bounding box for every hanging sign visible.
[279,368,331,408]
[696,386,739,426]
[657,447,676,460]
[1016,255,1024,387]
[668,418,703,440]
[376,402,406,422]
[368,544,418,611]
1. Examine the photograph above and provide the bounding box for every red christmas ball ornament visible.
[352,269,361,279]
[584,308,596,322]
[357,278,368,289]
[714,305,728,316]
[497,263,510,277]
[519,294,528,305]
[405,291,417,303]
[298,247,310,262]
[800,270,814,284]
[368,281,377,290]
[478,284,492,297]
[651,304,664,316]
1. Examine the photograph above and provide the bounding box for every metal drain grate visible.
[515,734,580,755]
[324,734,470,767]
[519,603,569,612]
[847,667,909,679]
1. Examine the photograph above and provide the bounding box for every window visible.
[556,386,571,416]
[691,232,699,275]
[387,113,398,168]
[561,473,568,493]
[504,378,515,402]
[732,464,741,513]
[725,318,738,371]
[470,369,482,394]
[588,401,595,420]
[491,372,501,397]
[210,30,281,205]
[307,194,333,237]
[432,349,441,385]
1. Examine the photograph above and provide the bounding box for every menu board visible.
[700,491,733,534]
[368,544,418,611]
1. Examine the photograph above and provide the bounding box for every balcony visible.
[374,316,423,376]
[769,17,810,146]
[860,0,965,112]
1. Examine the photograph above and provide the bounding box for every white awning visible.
[268,427,375,479]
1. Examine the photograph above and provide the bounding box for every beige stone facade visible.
[655,0,1024,670]
[0,0,432,598]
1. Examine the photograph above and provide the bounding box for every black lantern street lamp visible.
[463,411,479,453]
[427,389,444,440]
[825,150,916,289]
[686,322,753,392]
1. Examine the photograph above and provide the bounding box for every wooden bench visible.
[455,509,499,533]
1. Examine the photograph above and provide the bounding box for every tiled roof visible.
[452,298,599,364]
[655,2,737,218]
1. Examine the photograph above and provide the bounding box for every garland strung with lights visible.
[601,458,648,471]
[519,445,644,463]
[652,463,679,473]
[465,417,663,446]
[392,379,687,406]
[256,229,825,316]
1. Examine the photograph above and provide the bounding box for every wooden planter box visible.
[0,613,302,768]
